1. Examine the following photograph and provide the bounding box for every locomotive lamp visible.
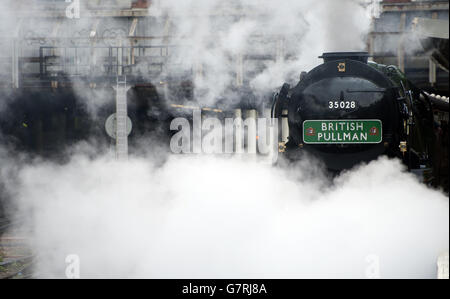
[278,142,287,153]
[399,141,407,155]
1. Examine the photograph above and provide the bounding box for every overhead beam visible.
[5,6,268,19]
[412,17,449,40]
[382,1,449,12]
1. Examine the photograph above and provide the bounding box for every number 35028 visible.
[329,101,356,109]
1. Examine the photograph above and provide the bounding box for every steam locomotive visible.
[272,52,449,189]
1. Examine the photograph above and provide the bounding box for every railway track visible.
[0,217,34,279]
[0,236,34,279]
[0,219,12,235]
[0,216,27,234]
[0,255,34,279]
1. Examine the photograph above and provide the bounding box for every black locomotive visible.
[272,52,449,189]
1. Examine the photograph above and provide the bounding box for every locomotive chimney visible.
[319,52,370,64]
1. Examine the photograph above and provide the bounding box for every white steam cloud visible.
[151,0,373,105]
[4,153,448,278]
[0,0,375,112]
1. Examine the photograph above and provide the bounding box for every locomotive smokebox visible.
[273,49,448,189]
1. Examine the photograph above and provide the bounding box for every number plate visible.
[303,120,382,144]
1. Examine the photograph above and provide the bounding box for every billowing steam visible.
[153,0,373,104]
[4,153,449,279]
[0,0,375,111]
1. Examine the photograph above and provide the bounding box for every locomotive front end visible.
[274,52,404,170]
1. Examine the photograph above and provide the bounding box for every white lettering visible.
[202,118,222,154]
[356,122,364,131]
[170,118,191,154]
[65,0,80,19]
[65,254,80,279]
